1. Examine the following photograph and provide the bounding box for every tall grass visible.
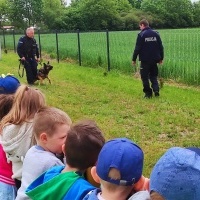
[1,28,200,85]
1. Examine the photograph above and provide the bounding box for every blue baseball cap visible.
[0,75,20,94]
[187,147,200,156]
[96,138,144,186]
[150,147,200,200]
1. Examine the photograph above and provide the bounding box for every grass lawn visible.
[1,52,200,176]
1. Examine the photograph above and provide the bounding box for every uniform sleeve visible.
[157,34,164,60]
[132,34,143,61]
[35,42,40,58]
[17,37,24,58]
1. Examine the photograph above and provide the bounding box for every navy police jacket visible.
[132,27,164,63]
[17,35,39,59]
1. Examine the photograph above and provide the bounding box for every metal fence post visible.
[55,31,59,63]
[106,29,111,71]
[77,29,81,66]
[2,29,6,49]
[12,29,16,52]
[38,29,42,59]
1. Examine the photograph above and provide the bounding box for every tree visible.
[63,0,132,30]
[81,0,119,30]
[115,0,132,13]
[141,0,193,28]
[128,0,143,9]
[0,0,9,27]
[42,0,66,29]
[121,8,158,30]
[193,1,200,26]
[7,0,43,28]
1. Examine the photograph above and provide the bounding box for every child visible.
[0,94,16,200]
[25,120,105,200]
[0,74,20,94]
[16,106,72,200]
[150,147,200,200]
[0,85,46,189]
[83,138,150,200]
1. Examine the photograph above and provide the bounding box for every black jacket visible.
[17,36,39,59]
[132,27,164,63]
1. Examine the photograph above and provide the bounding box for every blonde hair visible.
[1,85,46,127]
[33,106,72,139]
[150,191,165,200]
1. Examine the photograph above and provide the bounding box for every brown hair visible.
[139,19,149,27]
[33,106,72,138]
[150,191,165,200]
[0,94,14,120]
[1,85,46,127]
[101,168,129,192]
[65,120,105,171]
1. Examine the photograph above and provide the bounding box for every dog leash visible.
[18,59,25,78]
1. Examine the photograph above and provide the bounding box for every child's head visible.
[150,147,200,200]
[91,138,144,194]
[0,75,20,94]
[64,120,105,171]
[0,94,14,120]
[1,84,46,126]
[33,106,72,154]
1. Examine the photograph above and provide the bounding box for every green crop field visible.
[1,28,200,85]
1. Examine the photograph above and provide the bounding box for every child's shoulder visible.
[128,191,150,200]
[82,188,101,200]
[24,146,64,166]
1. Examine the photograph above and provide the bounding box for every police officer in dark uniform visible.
[132,19,164,98]
[17,27,40,85]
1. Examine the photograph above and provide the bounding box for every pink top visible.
[0,144,15,185]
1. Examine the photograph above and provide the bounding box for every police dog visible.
[37,61,53,85]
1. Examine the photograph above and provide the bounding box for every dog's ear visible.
[43,63,46,67]
[47,61,49,65]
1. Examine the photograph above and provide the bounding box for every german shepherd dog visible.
[37,61,53,85]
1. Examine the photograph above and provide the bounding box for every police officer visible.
[17,27,40,85]
[132,19,164,98]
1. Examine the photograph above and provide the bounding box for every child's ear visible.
[91,166,100,183]
[62,144,66,155]
[133,175,150,191]
[40,133,48,143]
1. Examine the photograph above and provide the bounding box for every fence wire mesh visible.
[1,28,200,85]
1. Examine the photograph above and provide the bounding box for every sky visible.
[65,0,71,6]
